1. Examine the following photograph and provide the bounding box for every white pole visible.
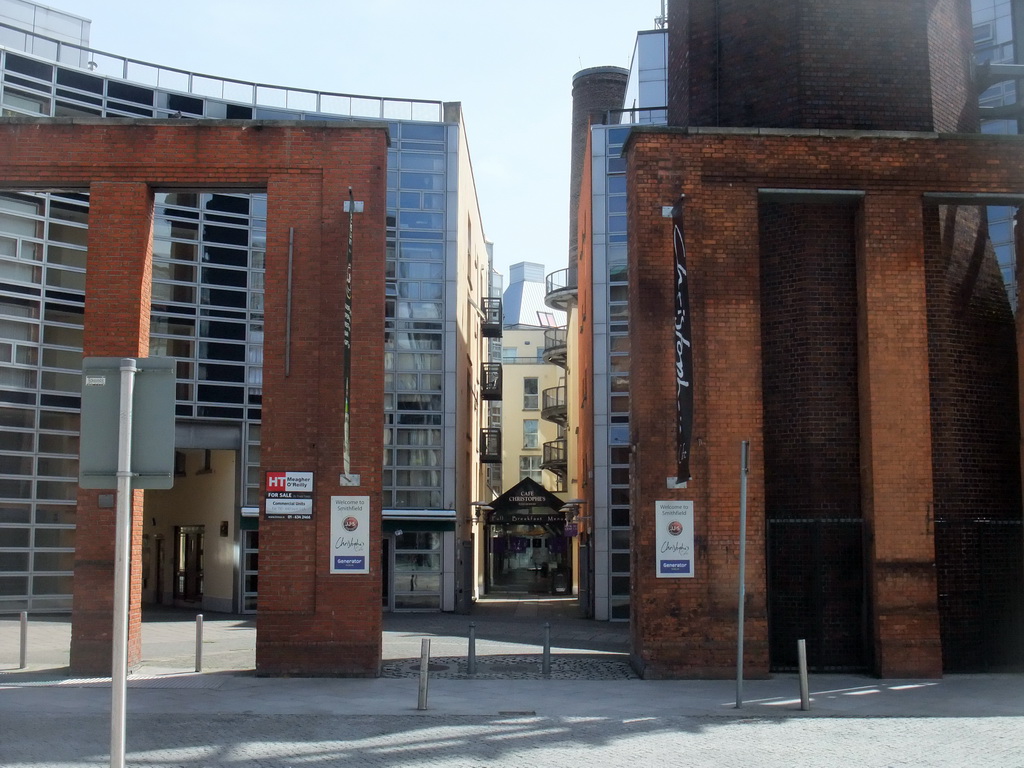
[110,358,137,768]
[798,638,810,711]
[736,440,750,709]
[195,614,204,673]
[19,611,27,669]
[417,638,431,710]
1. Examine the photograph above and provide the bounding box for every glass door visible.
[240,529,258,613]
[391,531,442,610]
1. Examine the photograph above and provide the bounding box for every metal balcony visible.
[542,327,568,367]
[540,438,567,475]
[481,297,503,338]
[545,266,578,311]
[479,428,502,464]
[481,363,502,401]
[541,385,567,425]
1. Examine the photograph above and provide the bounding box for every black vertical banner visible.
[672,195,693,484]
[342,188,355,476]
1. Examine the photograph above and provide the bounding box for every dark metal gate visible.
[935,518,1024,672]
[767,518,869,672]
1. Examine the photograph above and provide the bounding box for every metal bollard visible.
[542,621,551,677]
[417,638,431,710]
[19,611,27,669]
[797,638,810,711]
[195,614,203,673]
[467,622,477,675]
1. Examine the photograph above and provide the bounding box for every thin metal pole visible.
[111,358,137,768]
[195,614,204,673]
[542,622,551,677]
[285,228,294,377]
[798,639,810,711]
[417,638,431,710]
[736,440,750,709]
[467,623,476,675]
[19,611,27,669]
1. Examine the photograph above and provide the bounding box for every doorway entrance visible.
[173,525,205,606]
[480,477,573,599]
[487,522,570,595]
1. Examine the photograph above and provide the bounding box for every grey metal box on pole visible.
[79,357,176,489]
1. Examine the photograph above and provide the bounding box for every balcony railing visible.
[480,363,502,401]
[481,297,503,338]
[541,438,567,475]
[545,266,578,311]
[542,327,568,367]
[541,386,567,425]
[479,428,502,464]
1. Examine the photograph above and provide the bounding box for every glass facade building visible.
[582,30,667,621]
[973,0,1021,308]
[0,6,493,614]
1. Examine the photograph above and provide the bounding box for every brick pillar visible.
[256,166,384,676]
[70,181,154,675]
[629,175,768,677]
[857,193,943,677]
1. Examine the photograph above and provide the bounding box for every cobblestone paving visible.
[382,653,638,680]
[2,713,1023,767]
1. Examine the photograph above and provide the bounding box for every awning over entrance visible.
[486,477,566,522]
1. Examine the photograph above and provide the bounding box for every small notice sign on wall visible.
[265,471,314,519]
[656,500,695,578]
[330,496,370,574]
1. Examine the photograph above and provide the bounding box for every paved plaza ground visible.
[1,598,1022,767]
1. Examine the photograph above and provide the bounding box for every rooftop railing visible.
[0,21,443,121]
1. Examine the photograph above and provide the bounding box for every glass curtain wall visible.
[972,0,1020,308]
[591,124,634,620]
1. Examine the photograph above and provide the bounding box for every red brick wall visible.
[625,128,1023,678]
[627,136,768,678]
[924,205,1020,520]
[70,181,154,675]
[759,203,861,519]
[0,119,388,676]
[857,193,942,677]
[924,203,1022,669]
[667,0,976,131]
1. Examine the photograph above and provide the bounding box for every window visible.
[523,419,539,449]
[523,377,539,410]
[502,346,518,363]
[520,454,542,482]
[536,312,557,327]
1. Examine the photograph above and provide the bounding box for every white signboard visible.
[265,471,315,519]
[330,496,370,574]
[656,500,695,578]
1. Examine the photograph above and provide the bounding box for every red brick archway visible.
[623,128,1024,678]
[0,117,388,676]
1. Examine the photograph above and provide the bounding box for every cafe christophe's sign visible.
[487,477,566,524]
[489,511,567,525]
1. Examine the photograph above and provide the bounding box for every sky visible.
[40,0,663,280]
